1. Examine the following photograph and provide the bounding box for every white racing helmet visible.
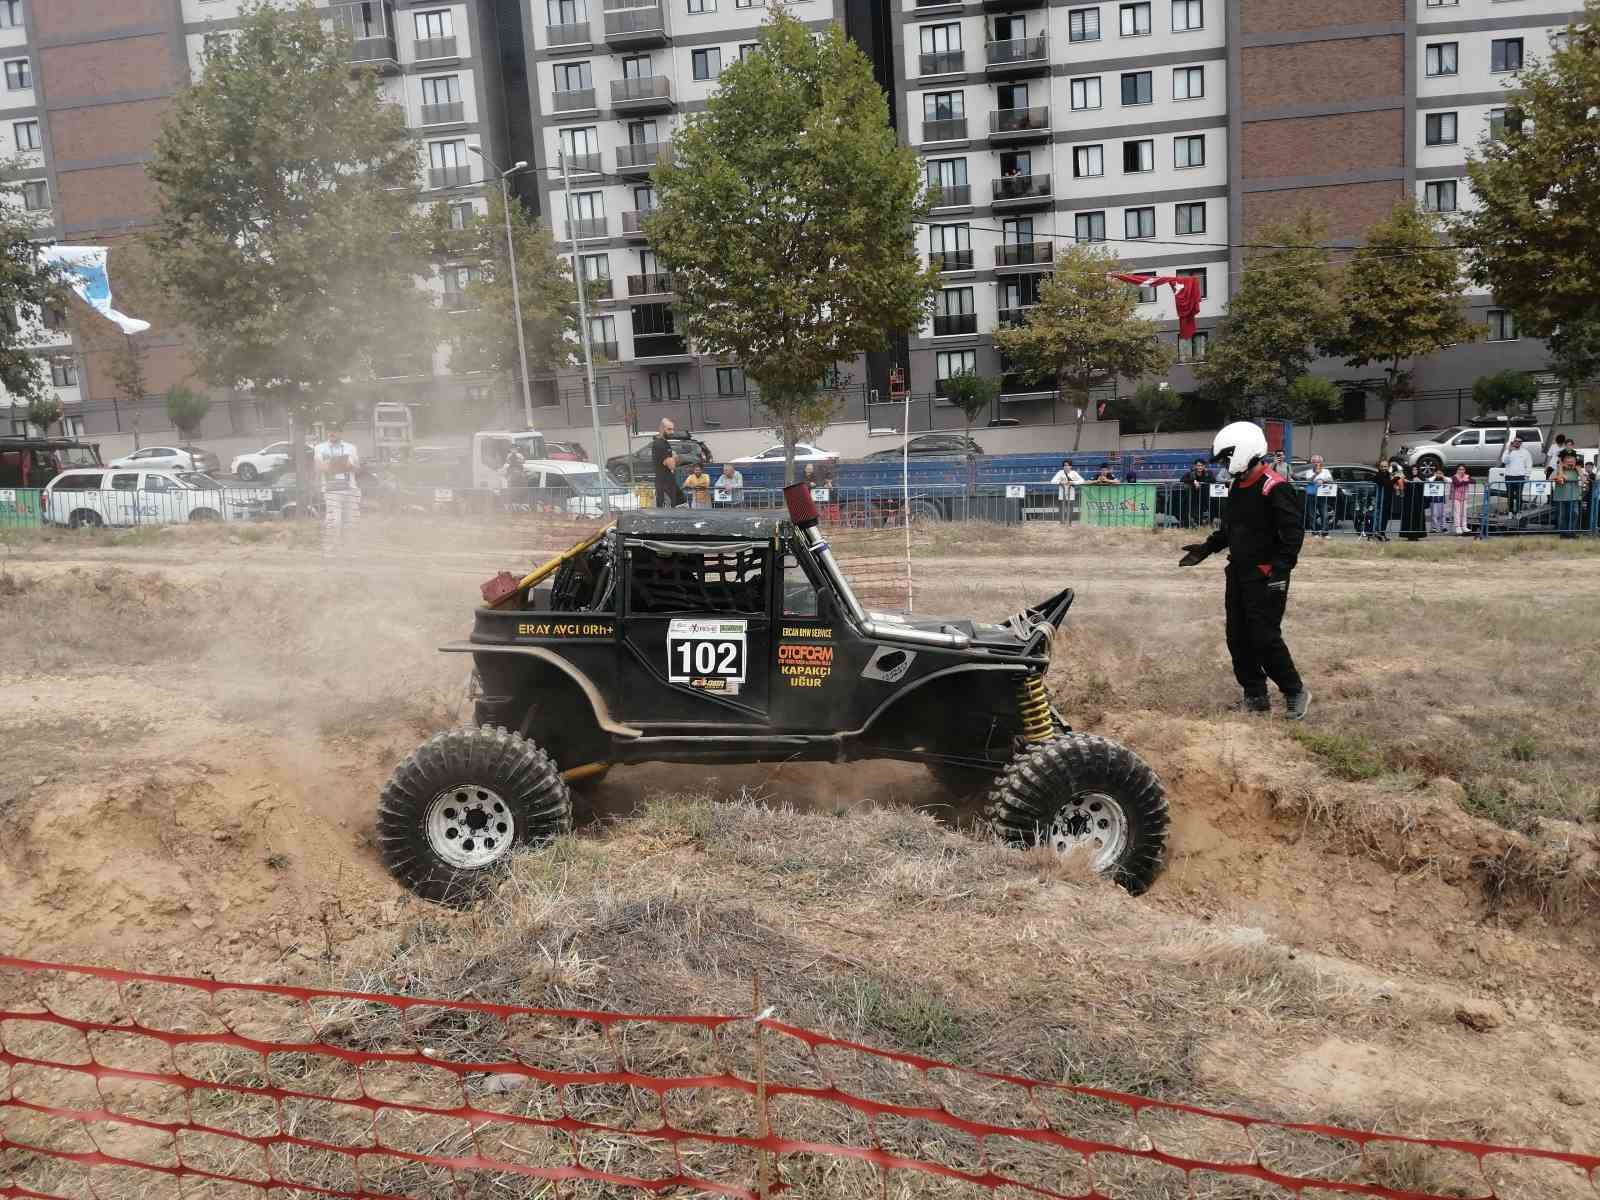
[1211,421,1269,476]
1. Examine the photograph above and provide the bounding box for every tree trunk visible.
[783,433,796,486]
[1062,367,1084,452]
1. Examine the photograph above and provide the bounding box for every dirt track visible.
[3,517,1599,1181]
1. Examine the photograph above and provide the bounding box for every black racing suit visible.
[1200,468,1305,696]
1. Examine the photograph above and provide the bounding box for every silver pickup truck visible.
[1396,423,1545,474]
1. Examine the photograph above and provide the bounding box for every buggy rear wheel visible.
[377,726,572,906]
[986,733,1168,894]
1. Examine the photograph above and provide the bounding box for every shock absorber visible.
[1017,673,1053,743]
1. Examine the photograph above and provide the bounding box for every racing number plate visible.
[667,618,748,690]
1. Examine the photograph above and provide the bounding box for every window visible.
[1424,0,1457,5]
[1178,332,1208,362]
[1122,139,1154,172]
[61,416,84,439]
[740,42,758,60]
[447,202,473,229]
[20,180,46,210]
[1176,266,1207,298]
[716,366,746,395]
[430,139,467,171]
[692,48,721,80]
[1120,71,1152,106]
[40,303,65,329]
[735,0,759,8]
[1171,0,1201,30]
[629,542,769,616]
[560,125,599,161]
[421,75,461,105]
[1073,144,1104,178]
[936,349,977,380]
[0,2,20,30]
[1489,107,1522,140]
[634,183,657,211]
[1425,42,1457,76]
[687,0,715,13]
[1174,134,1205,168]
[555,61,591,91]
[1119,2,1150,36]
[929,222,970,268]
[924,91,963,120]
[920,23,961,52]
[570,190,604,220]
[1124,207,1155,239]
[4,59,29,90]
[1172,66,1203,100]
[589,313,616,347]
[548,0,584,25]
[1491,38,1522,73]
[1127,272,1157,303]
[1487,310,1517,341]
[50,359,77,387]
[647,370,681,400]
[414,9,452,38]
[935,287,975,335]
[579,253,609,284]
[1424,179,1457,212]
[1424,112,1456,146]
[1174,201,1206,234]
[54,473,104,491]
[1068,6,1101,42]
[927,157,968,203]
[1074,211,1106,242]
[13,119,37,151]
[111,473,139,492]
[1070,76,1102,110]
[144,473,175,494]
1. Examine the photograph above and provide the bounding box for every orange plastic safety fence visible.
[1,956,1595,1200]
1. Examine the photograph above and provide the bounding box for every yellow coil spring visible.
[1017,674,1053,743]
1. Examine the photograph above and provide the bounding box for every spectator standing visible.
[501,444,527,509]
[1123,464,1139,483]
[1551,448,1581,539]
[1183,459,1212,529]
[1093,465,1117,484]
[1583,458,1598,531]
[1299,456,1333,538]
[1366,457,1393,541]
[1547,434,1569,475]
[1449,465,1472,535]
[1501,436,1533,515]
[1424,465,1449,534]
[1050,458,1084,523]
[313,420,361,559]
[683,462,712,509]
[713,462,744,506]
[651,418,684,508]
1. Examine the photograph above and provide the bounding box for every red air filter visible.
[481,571,522,606]
[783,481,819,527]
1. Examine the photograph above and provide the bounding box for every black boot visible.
[1233,689,1270,714]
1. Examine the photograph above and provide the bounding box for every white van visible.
[43,468,270,528]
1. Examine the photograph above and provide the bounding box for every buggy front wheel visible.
[986,733,1168,894]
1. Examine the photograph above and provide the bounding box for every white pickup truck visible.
[42,467,272,528]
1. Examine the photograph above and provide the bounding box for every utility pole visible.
[466,146,534,429]
[559,147,608,504]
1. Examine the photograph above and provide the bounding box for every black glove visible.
[1178,543,1210,567]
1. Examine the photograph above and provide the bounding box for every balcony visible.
[982,0,1038,11]
[914,0,963,9]
[563,151,604,176]
[997,305,1037,327]
[922,117,968,143]
[332,2,400,72]
[611,75,674,111]
[414,36,458,61]
[928,182,972,208]
[930,249,974,273]
[995,239,1053,268]
[567,217,609,240]
[989,106,1050,142]
[634,332,687,357]
[919,49,964,76]
[986,34,1049,76]
[547,21,592,47]
[586,276,615,301]
[419,101,465,126]
[552,87,597,113]
[990,173,1051,208]
[621,209,655,238]
[628,272,673,296]
[428,165,471,189]
[617,140,669,174]
[592,340,620,362]
[933,313,977,337]
[603,1,667,47]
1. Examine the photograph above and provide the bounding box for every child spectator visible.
[1425,465,1449,533]
[1450,465,1472,535]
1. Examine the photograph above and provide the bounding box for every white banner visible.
[41,246,150,335]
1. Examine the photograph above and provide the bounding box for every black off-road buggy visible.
[378,484,1169,904]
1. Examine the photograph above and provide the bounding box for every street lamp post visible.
[558,148,607,495]
[466,145,534,429]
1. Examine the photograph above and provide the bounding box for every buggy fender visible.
[440,642,642,737]
[858,662,1033,738]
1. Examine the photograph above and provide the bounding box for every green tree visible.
[1459,3,1600,391]
[1195,211,1346,417]
[0,178,70,409]
[165,385,212,442]
[1323,201,1478,456]
[940,369,998,446]
[1282,374,1343,431]
[1472,368,1539,416]
[1117,381,1182,448]
[146,1,434,424]
[649,11,935,482]
[993,244,1173,451]
[24,393,62,435]
[434,191,576,386]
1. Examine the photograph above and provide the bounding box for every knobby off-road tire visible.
[377,726,572,907]
[986,733,1168,894]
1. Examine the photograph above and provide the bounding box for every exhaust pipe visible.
[782,483,968,649]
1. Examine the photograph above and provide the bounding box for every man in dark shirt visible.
[651,418,683,508]
[1178,421,1309,720]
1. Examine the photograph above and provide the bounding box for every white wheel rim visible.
[425,786,515,869]
[1045,791,1128,872]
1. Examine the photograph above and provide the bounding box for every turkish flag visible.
[1113,273,1202,340]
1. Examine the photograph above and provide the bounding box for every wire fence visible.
[2,955,1595,1200]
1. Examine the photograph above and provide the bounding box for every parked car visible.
[109,445,222,474]
[1288,462,1384,529]
[0,435,103,487]
[229,441,293,481]
[43,467,268,528]
[730,442,838,466]
[605,435,714,485]
[545,440,589,462]
[533,462,640,518]
[862,433,983,461]
[1395,421,1545,474]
